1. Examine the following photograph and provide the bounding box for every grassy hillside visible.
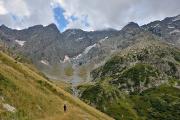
[79,83,180,120]
[0,51,113,120]
[78,39,180,120]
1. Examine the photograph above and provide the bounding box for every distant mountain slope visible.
[0,24,118,62]
[72,14,180,66]
[0,14,180,82]
[0,51,113,120]
[71,22,143,65]
[0,24,118,80]
[78,39,180,120]
[142,14,180,46]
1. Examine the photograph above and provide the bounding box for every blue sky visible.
[53,5,90,31]
[53,6,68,31]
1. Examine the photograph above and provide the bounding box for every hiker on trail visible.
[64,104,67,112]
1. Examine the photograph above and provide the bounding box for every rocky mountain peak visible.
[0,24,8,29]
[0,24,12,32]
[45,23,59,32]
[28,24,43,29]
[122,22,140,30]
[63,29,85,35]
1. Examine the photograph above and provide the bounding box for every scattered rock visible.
[2,103,16,113]
[0,96,4,101]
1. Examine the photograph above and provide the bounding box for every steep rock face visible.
[0,24,63,63]
[142,14,180,46]
[0,24,119,80]
[91,39,180,92]
[121,22,141,33]
[78,39,180,120]
[0,24,119,63]
[72,22,142,65]
[62,29,119,58]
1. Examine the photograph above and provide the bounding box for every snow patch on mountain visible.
[173,15,180,21]
[168,25,175,29]
[73,43,97,61]
[75,37,84,42]
[78,37,84,40]
[170,29,180,34]
[73,36,109,61]
[84,44,97,54]
[15,40,26,46]
[99,36,109,43]
[63,55,70,63]
[40,60,49,65]
[152,24,160,28]
[73,54,82,60]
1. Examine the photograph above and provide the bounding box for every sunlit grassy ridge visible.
[0,51,113,120]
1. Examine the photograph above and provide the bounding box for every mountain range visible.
[0,14,180,120]
[0,15,180,82]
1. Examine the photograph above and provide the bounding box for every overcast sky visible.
[0,0,180,31]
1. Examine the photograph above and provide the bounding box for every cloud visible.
[54,0,180,30]
[0,0,180,31]
[0,0,55,29]
[0,1,8,15]
[4,0,30,17]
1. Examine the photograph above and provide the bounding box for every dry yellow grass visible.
[0,51,113,120]
[52,80,71,90]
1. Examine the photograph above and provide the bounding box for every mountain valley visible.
[0,14,180,120]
